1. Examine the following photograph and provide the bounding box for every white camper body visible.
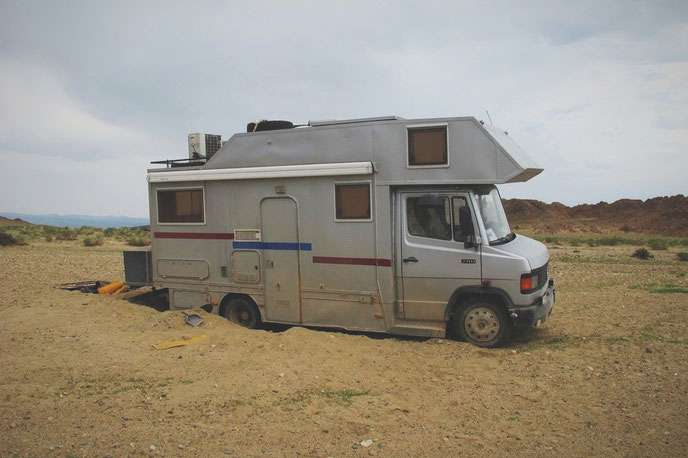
[138,116,555,347]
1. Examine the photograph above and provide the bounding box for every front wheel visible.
[452,299,512,348]
[224,297,261,329]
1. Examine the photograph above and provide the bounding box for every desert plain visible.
[1,222,687,456]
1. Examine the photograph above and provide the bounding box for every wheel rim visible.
[464,307,500,342]
[231,304,253,327]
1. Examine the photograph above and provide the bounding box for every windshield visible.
[475,188,513,244]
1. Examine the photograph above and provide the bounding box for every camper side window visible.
[335,183,371,221]
[157,188,205,224]
[407,126,448,167]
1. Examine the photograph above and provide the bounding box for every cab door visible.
[398,192,481,320]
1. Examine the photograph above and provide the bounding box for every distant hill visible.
[3,194,687,235]
[0,212,149,229]
[504,195,688,237]
[0,215,31,225]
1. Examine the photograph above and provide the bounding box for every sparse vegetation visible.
[13,233,28,245]
[648,239,668,250]
[546,336,570,351]
[606,336,630,344]
[530,233,688,249]
[598,236,622,246]
[0,229,19,246]
[652,285,688,294]
[82,235,105,247]
[275,388,370,407]
[0,222,150,247]
[678,252,688,262]
[323,388,370,405]
[53,227,78,241]
[126,232,151,247]
[630,283,688,294]
[641,332,684,344]
[631,248,652,260]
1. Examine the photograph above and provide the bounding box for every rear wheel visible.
[452,299,512,348]
[224,297,261,329]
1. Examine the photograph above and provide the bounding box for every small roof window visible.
[408,125,448,167]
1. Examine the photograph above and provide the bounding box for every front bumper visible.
[509,279,555,328]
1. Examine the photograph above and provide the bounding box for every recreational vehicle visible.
[124,116,555,347]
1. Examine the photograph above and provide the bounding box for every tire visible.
[452,298,512,348]
[223,297,261,329]
[246,120,294,132]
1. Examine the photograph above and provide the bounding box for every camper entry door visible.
[261,197,302,323]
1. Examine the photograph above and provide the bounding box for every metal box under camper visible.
[130,116,555,347]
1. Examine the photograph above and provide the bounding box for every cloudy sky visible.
[1,0,686,218]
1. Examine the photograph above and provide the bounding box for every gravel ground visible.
[1,240,687,457]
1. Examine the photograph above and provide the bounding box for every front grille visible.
[533,261,549,286]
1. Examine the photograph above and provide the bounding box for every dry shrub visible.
[631,248,652,260]
[0,230,18,246]
[82,235,104,247]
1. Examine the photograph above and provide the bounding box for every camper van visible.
[124,116,555,347]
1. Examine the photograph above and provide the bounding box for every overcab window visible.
[408,126,448,167]
[157,188,205,223]
[335,183,371,221]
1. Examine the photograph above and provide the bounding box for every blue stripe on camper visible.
[232,241,312,251]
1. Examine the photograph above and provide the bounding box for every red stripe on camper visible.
[312,256,392,267]
[153,232,235,240]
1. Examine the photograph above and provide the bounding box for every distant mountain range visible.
[4,194,686,235]
[0,212,149,229]
[504,194,688,237]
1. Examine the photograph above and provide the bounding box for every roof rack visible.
[308,116,405,127]
[150,158,206,168]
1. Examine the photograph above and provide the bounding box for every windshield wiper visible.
[490,232,516,245]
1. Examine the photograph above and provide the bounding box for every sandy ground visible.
[1,240,687,457]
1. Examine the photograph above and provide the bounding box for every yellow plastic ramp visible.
[98,281,124,295]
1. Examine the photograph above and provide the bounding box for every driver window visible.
[407,196,451,240]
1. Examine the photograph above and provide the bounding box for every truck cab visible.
[396,185,554,346]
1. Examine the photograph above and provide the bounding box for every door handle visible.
[403,257,418,263]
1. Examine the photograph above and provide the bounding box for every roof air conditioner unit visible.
[188,133,222,160]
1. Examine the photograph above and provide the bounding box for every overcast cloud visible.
[0,0,686,217]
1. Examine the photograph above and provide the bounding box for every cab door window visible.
[406,194,472,242]
[406,196,451,240]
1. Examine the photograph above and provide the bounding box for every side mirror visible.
[458,206,477,249]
